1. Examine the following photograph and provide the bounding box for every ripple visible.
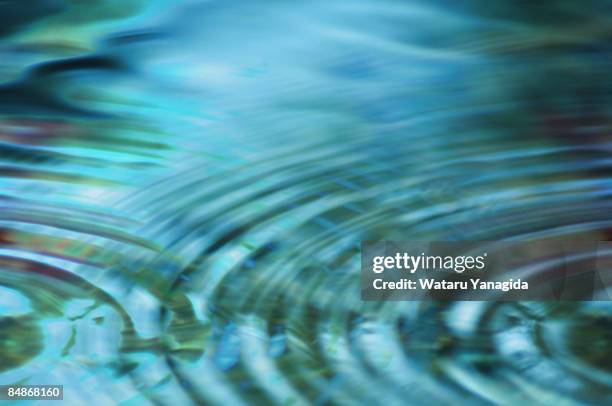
[1,0,612,405]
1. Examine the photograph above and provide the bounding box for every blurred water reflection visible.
[1,0,612,404]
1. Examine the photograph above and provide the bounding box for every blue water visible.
[1,0,612,404]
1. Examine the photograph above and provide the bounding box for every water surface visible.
[1,1,612,404]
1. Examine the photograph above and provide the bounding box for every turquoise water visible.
[1,1,612,404]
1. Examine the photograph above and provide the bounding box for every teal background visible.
[1,1,612,404]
